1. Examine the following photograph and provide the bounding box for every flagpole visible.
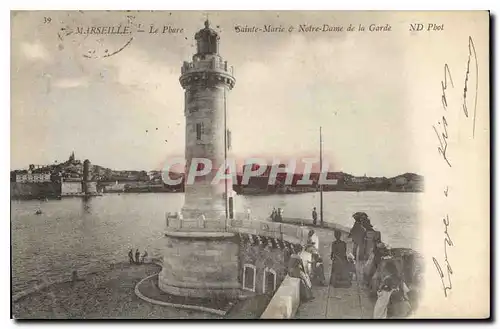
[320,126,324,227]
[224,88,228,223]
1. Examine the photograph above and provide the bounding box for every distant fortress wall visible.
[10,182,60,199]
[61,181,82,196]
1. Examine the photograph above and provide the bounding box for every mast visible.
[320,126,324,226]
[224,88,228,220]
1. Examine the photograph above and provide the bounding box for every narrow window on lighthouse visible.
[227,129,231,150]
[196,122,204,141]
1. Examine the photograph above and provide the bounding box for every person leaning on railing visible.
[287,253,314,302]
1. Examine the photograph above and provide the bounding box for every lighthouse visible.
[159,21,240,299]
[180,20,236,220]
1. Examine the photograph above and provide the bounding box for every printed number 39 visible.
[44,17,52,23]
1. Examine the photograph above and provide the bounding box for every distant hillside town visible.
[231,164,423,195]
[10,153,424,199]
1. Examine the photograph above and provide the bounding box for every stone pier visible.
[159,217,310,299]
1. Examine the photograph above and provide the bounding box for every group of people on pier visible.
[287,228,355,303]
[270,207,284,222]
[286,211,414,319]
[128,249,148,264]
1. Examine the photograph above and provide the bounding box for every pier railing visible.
[165,215,310,245]
[277,217,352,235]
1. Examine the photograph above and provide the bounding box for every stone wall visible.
[239,239,290,295]
[61,181,82,196]
[161,219,311,299]
[158,231,241,298]
[260,276,301,319]
[10,182,60,199]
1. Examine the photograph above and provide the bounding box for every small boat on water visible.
[35,209,42,215]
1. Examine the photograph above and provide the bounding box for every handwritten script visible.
[432,36,478,298]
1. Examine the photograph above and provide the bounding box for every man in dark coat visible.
[128,249,134,264]
[349,212,368,261]
[312,207,318,226]
[135,249,140,264]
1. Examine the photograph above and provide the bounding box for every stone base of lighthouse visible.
[158,231,241,299]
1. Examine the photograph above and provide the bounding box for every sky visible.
[11,11,422,177]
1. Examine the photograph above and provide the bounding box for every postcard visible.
[10,10,490,319]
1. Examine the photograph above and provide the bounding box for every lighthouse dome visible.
[194,20,219,55]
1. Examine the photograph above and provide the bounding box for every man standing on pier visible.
[128,249,134,264]
[349,212,372,283]
[312,207,318,226]
[135,249,140,264]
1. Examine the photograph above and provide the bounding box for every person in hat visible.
[298,244,313,276]
[135,249,140,264]
[373,275,395,319]
[374,260,412,318]
[307,229,319,251]
[330,230,352,288]
[270,207,277,222]
[288,253,314,301]
[310,248,326,286]
[349,212,369,263]
[128,249,134,264]
[361,216,374,231]
[312,207,318,226]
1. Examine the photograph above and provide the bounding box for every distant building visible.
[351,175,370,184]
[105,182,126,192]
[148,170,164,182]
[15,169,51,183]
[63,174,82,182]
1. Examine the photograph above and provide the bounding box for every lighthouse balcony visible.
[179,71,236,89]
[164,215,310,245]
[182,59,234,75]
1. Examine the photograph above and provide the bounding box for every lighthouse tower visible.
[180,20,236,220]
[158,21,240,299]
